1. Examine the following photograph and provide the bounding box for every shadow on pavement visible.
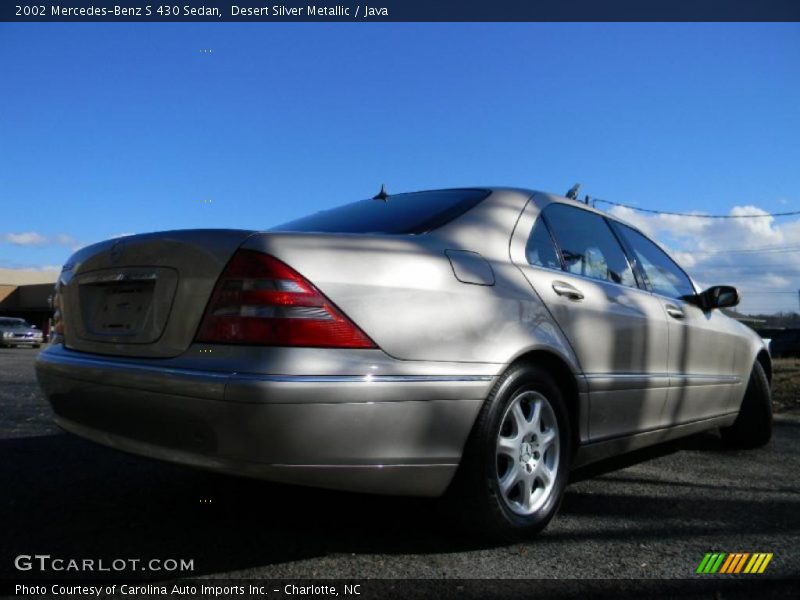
[2,421,798,579]
[1,432,468,579]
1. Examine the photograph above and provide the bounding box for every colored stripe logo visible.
[696,552,773,574]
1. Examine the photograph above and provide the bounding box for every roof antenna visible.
[565,183,581,200]
[372,184,389,202]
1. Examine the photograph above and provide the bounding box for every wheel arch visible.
[507,349,583,452]
[756,348,772,384]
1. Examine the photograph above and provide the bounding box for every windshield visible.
[0,319,31,328]
[272,188,490,234]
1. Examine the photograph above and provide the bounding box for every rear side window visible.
[543,203,637,288]
[614,223,695,299]
[272,189,490,234]
[526,218,561,269]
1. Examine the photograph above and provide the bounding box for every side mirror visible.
[685,285,740,311]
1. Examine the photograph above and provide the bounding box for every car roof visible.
[434,186,694,283]
[482,186,664,243]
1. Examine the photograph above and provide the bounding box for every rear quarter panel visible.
[243,190,578,370]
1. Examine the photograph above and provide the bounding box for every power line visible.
[725,288,800,292]
[692,264,800,270]
[678,244,800,254]
[692,247,800,255]
[702,242,800,251]
[691,266,800,273]
[594,198,800,218]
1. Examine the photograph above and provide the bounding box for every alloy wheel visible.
[495,390,560,516]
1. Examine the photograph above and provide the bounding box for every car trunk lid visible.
[59,229,255,358]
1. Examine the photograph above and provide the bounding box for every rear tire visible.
[446,363,571,541]
[720,360,772,448]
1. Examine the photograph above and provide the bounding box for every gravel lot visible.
[1,347,798,584]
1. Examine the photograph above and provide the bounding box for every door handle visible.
[552,281,584,300]
[665,304,685,319]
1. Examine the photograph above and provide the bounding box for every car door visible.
[517,202,671,441]
[611,222,740,424]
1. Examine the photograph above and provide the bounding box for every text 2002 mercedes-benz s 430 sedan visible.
[36,187,772,539]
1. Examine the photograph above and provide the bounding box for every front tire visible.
[720,360,772,448]
[447,363,571,541]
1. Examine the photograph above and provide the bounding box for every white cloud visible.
[608,204,800,315]
[3,232,48,246]
[54,233,77,245]
[54,233,84,251]
[1,232,83,250]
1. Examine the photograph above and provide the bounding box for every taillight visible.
[195,249,376,348]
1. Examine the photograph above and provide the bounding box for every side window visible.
[525,217,561,270]
[543,204,637,287]
[614,223,695,299]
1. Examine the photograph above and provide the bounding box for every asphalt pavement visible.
[1,347,798,583]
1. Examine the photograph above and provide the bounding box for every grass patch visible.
[773,357,800,414]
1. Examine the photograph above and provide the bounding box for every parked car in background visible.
[36,187,773,540]
[0,317,44,348]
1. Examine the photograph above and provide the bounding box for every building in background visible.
[0,283,56,337]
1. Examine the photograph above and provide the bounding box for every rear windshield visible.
[272,188,490,234]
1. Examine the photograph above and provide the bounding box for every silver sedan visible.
[1,317,44,348]
[36,187,772,539]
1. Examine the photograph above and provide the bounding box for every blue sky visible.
[1,23,799,312]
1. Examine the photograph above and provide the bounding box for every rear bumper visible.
[35,346,493,496]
